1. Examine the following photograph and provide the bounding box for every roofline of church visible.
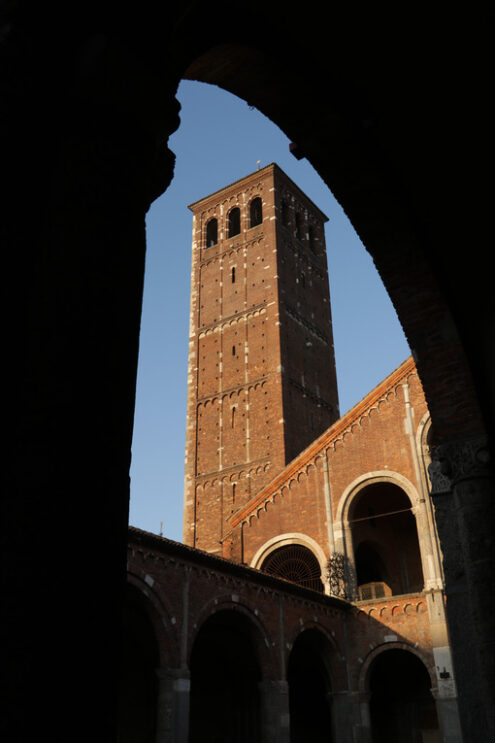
[230,355,419,527]
[187,162,329,222]
[127,525,350,610]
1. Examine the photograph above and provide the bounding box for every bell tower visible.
[183,164,339,553]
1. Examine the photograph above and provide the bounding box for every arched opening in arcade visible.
[288,629,333,743]
[367,648,440,743]
[349,482,424,599]
[117,583,160,743]
[260,543,324,593]
[189,609,262,742]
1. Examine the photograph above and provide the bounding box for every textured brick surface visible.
[183,164,339,553]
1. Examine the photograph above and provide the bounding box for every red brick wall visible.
[233,360,429,568]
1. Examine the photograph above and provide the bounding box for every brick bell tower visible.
[183,164,339,554]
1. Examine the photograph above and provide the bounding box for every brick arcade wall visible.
[126,528,439,702]
[127,528,350,689]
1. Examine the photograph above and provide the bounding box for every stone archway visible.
[4,7,494,742]
[189,609,262,743]
[288,628,334,743]
[366,648,440,743]
[117,583,161,743]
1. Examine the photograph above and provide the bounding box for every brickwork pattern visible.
[183,164,339,554]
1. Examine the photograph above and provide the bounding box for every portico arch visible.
[189,608,263,743]
[288,628,334,742]
[361,645,440,743]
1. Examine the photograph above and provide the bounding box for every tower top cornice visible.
[187,162,328,222]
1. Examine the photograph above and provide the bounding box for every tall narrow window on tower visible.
[281,199,289,226]
[228,207,241,237]
[308,225,316,253]
[250,197,263,227]
[295,212,303,240]
[206,218,218,247]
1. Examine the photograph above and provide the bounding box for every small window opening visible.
[206,218,218,247]
[308,225,316,253]
[281,200,289,226]
[228,207,241,237]
[231,407,236,428]
[250,197,263,227]
[232,345,236,356]
[232,267,236,283]
[295,212,303,240]
[232,483,236,503]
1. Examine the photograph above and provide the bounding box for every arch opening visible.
[117,584,160,743]
[368,649,439,743]
[288,629,333,743]
[206,217,218,247]
[189,610,262,743]
[260,543,324,593]
[228,206,241,237]
[249,197,262,227]
[350,482,423,598]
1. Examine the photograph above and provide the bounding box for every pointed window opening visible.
[231,406,236,428]
[231,267,236,283]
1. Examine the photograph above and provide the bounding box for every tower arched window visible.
[206,218,218,247]
[250,197,263,227]
[228,207,241,237]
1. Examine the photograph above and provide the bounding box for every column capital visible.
[429,435,491,493]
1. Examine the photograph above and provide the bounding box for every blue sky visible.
[128,80,410,542]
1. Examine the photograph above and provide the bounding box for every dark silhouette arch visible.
[4,7,494,741]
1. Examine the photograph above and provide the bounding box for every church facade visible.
[124,166,463,742]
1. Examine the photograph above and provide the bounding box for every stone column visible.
[258,680,290,743]
[430,686,463,743]
[429,435,495,742]
[155,668,191,743]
